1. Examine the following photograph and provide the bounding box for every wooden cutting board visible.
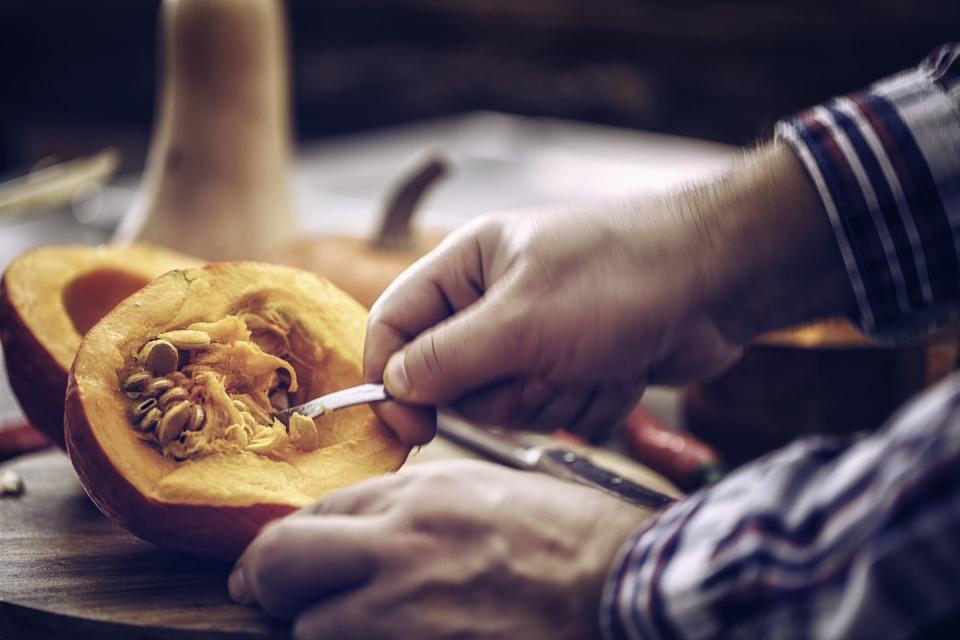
[0,438,678,639]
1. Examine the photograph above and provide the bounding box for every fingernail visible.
[384,351,410,399]
[228,564,254,605]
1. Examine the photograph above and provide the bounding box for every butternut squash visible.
[114,0,296,261]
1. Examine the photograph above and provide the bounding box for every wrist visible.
[688,142,856,344]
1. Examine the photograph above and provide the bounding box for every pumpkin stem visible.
[373,154,449,250]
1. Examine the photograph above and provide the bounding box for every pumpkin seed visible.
[138,407,162,432]
[289,412,319,452]
[167,371,189,386]
[186,404,205,431]
[0,470,25,497]
[137,339,179,376]
[122,371,151,392]
[131,397,158,421]
[157,400,191,445]
[133,430,156,443]
[144,377,175,397]
[158,386,189,410]
[157,329,211,350]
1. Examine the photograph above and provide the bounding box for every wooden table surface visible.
[0,436,677,639]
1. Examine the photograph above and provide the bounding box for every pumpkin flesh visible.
[65,262,408,559]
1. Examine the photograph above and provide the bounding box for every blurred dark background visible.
[1,0,958,173]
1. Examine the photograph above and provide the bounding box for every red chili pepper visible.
[0,417,51,462]
[551,429,588,447]
[622,406,725,491]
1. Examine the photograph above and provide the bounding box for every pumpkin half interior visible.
[65,262,408,559]
[0,244,199,446]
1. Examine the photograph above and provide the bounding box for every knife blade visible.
[437,414,677,510]
[277,386,678,510]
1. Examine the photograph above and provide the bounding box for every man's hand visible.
[228,460,650,640]
[366,143,854,445]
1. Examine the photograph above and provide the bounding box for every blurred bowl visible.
[683,318,959,466]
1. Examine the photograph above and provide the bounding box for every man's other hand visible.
[229,461,650,640]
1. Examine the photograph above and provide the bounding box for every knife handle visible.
[537,449,677,510]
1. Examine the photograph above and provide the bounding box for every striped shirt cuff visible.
[600,373,960,639]
[600,494,711,640]
[776,43,960,340]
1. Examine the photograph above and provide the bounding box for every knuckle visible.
[423,333,445,380]
[407,333,447,390]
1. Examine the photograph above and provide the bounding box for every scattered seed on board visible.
[0,470,25,497]
[158,387,188,410]
[157,329,211,350]
[139,407,162,432]
[137,339,179,376]
[157,400,191,445]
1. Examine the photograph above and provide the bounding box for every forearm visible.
[601,43,960,639]
[679,142,857,344]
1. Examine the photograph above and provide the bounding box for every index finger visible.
[363,224,487,444]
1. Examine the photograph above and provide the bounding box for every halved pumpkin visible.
[65,262,408,559]
[0,244,199,447]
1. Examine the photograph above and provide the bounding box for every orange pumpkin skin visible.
[0,244,199,447]
[65,262,408,560]
[65,399,293,559]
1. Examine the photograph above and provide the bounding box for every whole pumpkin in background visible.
[684,319,960,466]
[275,155,451,308]
[115,0,449,308]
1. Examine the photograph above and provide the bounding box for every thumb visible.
[383,297,521,405]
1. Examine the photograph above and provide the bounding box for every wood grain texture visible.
[0,450,288,639]
[0,436,677,638]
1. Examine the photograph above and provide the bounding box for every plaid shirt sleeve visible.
[601,45,960,639]
[777,43,960,340]
[601,372,960,639]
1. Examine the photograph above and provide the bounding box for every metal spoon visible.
[273,383,390,426]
